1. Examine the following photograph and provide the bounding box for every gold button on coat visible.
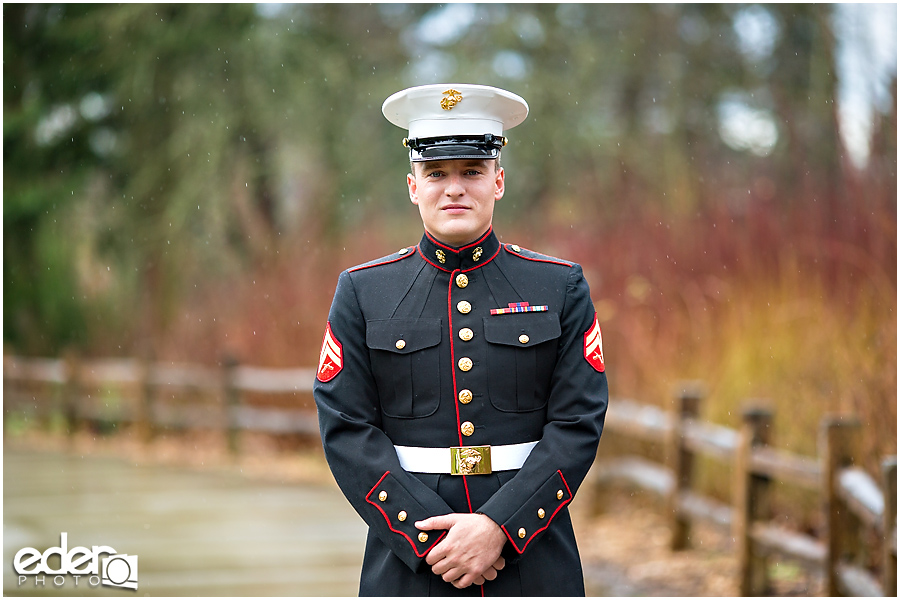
[518,528,526,538]
[538,508,546,519]
[398,511,407,522]
[379,491,387,502]
[455,273,469,288]
[457,300,472,314]
[519,334,529,344]
[458,357,473,372]
[395,339,406,350]
[460,421,475,436]
[557,490,564,500]
[458,389,473,404]
[398,248,409,255]
[418,532,429,543]
[459,328,474,341]
[511,244,521,252]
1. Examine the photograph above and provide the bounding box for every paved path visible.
[3,449,367,596]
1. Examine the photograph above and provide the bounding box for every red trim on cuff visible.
[501,470,573,554]
[365,471,447,558]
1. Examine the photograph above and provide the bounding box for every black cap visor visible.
[407,135,504,162]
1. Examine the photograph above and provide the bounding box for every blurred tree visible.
[3,3,887,356]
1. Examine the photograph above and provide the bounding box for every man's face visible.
[407,159,504,247]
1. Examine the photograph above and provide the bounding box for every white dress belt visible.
[394,441,538,474]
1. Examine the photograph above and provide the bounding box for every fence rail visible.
[596,389,896,597]
[3,355,897,596]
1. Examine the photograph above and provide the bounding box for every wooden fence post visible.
[821,416,862,596]
[221,355,241,456]
[734,405,773,596]
[62,349,82,437]
[668,382,704,551]
[135,353,155,444]
[883,457,897,597]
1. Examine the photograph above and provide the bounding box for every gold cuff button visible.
[457,300,472,314]
[538,508,546,519]
[511,245,521,252]
[458,389,473,404]
[395,339,406,350]
[557,490,564,500]
[418,532,429,543]
[518,334,530,344]
[459,328,474,341]
[398,511,407,522]
[398,248,409,255]
[455,273,469,288]
[458,357,473,372]
[518,528,526,539]
[460,421,475,436]
[378,491,387,502]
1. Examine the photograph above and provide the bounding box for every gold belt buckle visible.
[450,445,492,475]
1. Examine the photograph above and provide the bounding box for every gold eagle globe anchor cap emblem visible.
[440,89,464,110]
[381,84,529,162]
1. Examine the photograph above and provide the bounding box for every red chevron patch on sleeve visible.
[316,322,343,382]
[584,313,605,373]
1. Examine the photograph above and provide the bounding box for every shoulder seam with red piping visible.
[502,244,574,267]
[348,247,417,273]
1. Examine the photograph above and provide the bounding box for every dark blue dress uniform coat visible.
[314,228,608,596]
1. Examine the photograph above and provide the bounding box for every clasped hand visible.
[415,512,507,589]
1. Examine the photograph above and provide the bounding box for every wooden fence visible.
[596,385,897,597]
[3,355,897,596]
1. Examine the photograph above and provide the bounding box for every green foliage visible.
[2,3,894,362]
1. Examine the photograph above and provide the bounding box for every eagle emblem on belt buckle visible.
[450,445,491,475]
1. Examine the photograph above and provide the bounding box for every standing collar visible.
[417,227,501,272]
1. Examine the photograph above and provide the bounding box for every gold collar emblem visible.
[435,249,446,264]
[440,89,463,111]
[472,247,483,262]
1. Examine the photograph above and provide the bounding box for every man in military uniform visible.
[314,84,608,596]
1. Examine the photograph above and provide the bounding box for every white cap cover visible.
[382,83,529,161]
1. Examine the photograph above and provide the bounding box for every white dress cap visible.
[382,83,529,139]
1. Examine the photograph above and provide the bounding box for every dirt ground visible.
[6,429,826,596]
[573,485,825,596]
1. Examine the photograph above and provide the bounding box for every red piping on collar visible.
[417,245,450,272]
[461,243,500,273]
[418,228,499,272]
[424,227,493,254]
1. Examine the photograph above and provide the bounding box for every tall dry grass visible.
[158,193,896,508]
[551,197,896,473]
